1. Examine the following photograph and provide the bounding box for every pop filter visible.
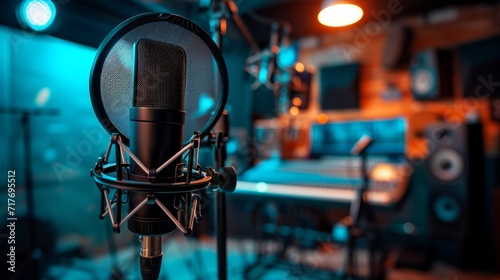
[90,12,228,146]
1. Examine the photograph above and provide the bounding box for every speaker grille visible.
[429,148,464,182]
[432,194,461,223]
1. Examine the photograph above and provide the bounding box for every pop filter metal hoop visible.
[90,12,229,146]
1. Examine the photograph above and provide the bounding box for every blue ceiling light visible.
[19,0,57,32]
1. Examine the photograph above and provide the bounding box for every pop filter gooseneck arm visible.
[216,0,260,54]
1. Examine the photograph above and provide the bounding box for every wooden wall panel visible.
[296,4,500,157]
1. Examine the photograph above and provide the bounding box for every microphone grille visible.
[133,39,186,110]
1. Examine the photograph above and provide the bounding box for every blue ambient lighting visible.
[256,182,268,193]
[35,87,51,106]
[198,92,215,114]
[332,224,348,242]
[277,44,298,69]
[258,57,269,84]
[226,139,238,154]
[19,0,57,31]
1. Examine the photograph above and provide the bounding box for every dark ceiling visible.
[0,0,497,49]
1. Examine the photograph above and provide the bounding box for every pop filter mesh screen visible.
[97,19,221,144]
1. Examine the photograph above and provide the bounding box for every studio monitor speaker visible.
[459,35,500,99]
[410,49,453,100]
[426,123,471,239]
[424,118,493,269]
[382,23,413,70]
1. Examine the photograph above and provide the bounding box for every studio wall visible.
[297,4,500,158]
[0,26,118,256]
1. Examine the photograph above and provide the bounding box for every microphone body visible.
[128,38,187,280]
[128,107,185,235]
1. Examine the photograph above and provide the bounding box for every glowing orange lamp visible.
[318,0,363,27]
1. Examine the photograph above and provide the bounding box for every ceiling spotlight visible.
[19,0,57,32]
[318,0,363,27]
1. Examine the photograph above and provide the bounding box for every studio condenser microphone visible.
[89,13,237,280]
[128,38,186,280]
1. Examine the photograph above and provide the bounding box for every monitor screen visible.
[310,118,407,157]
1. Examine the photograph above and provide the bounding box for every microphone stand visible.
[213,111,229,280]
[342,135,379,280]
[210,3,229,279]
[208,2,258,279]
[0,107,58,279]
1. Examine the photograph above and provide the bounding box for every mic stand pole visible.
[343,136,378,280]
[210,3,229,279]
[209,2,256,278]
[0,107,58,279]
[213,111,229,280]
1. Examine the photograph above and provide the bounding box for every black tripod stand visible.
[0,107,58,279]
[342,135,383,280]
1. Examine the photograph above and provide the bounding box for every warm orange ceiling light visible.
[318,0,363,27]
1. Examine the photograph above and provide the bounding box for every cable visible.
[106,222,123,280]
